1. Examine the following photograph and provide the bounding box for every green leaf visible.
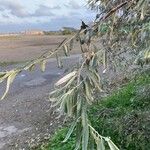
[66,95,73,116]
[1,71,18,100]
[63,119,78,143]
[77,98,82,117]
[69,38,74,51]
[90,129,103,150]
[60,93,69,113]
[87,69,102,92]
[100,138,105,150]
[55,71,77,87]
[0,72,8,83]
[63,75,77,88]
[88,131,95,150]
[105,137,119,150]
[56,52,63,68]
[97,138,105,150]
[60,89,74,113]
[40,60,46,72]
[90,54,98,68]
[29,64,36,71]
[49,88,63,100]
[24,63,35,71]
[96,50,103,64]
[60,94,68,113]
[0,72,6,78]
[103,50,107,69]
[75,121,82,150]
[144,49,150,61]
[63,44,69,56]
[82,103,89,150]
[84,79,93,105]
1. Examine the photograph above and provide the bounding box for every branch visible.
[102,1,129,20]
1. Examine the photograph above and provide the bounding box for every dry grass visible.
[0,35,102,67]
[0,35,80,64]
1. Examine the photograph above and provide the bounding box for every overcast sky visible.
[0,0,96,33]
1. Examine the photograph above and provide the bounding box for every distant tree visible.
[62,29,72,35]
[61,27,77,35]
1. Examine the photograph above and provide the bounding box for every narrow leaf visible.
[96,139,102,150]
[29,64,35,71]
[82,104,89,150]
[75,121,82,150]
[1,71,18,100]
[97,138,105,150]
[63,119,78,143]
[40,60,46,72]
[87,70,102,92]
[55,71,77,86]
[24,63,35,71]
[69,38,74,51]
[84,80,93,104]
[103,50,107,70]
[0,72,8,83]
[63,44,69,56]
[56,53,63,68]
[105,137,119,150]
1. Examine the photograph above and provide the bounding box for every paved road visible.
[0,54,81,150]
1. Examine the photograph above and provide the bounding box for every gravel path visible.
[0,55,81,150]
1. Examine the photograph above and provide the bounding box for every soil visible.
[0,47,81,150]
[0,67,65,150]
[0,35,81,63]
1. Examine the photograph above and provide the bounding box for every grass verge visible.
[0,61,28,67]
[36,73,150,150]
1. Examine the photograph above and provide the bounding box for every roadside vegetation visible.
[0,61,27,67]
[43,28,77,36]
[36,72,150,150]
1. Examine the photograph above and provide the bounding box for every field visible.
[0,34,82,149]
[0,35,80,65]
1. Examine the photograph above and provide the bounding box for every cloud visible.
[0,0,95,33]
[65,0,81,9]
[0,10,95,33]
[52,5,61,9]
[2,14,10,18]
[0,7,4,11]
[0,1,57,18]
[31,5,55,17]
[0,1,29,18]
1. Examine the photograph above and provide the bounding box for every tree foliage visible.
[0,0,150,149]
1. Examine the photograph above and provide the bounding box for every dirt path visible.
[0,34,81,149]
[0,55,81,150]
[0,83,61,149]
[0,35,80,63]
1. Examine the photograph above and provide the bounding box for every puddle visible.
[20,74,26,77]
[42,73,60,80]
[0,131,6,138]
[24,77,46,87]
[0,125,31,149]
[0,142,5,149]
[0,126,17,138]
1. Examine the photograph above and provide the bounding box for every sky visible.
[0,0,96,33]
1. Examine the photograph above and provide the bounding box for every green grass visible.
[36,128,76,150]
[0,35,21,40]
[89,74,150,150]
[0,61,28,67]
[36,74,150,150]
